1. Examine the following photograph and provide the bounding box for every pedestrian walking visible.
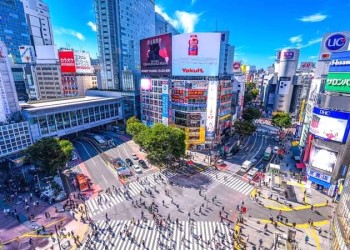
[305,235,309,244]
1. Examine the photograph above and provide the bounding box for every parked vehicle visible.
[132,153,139,160]
[247,168,259,180]
[133,165,142,174]
[138,160,148,169]
[273,146,279,154]
[76,174,90,191]
[125,158,133,167]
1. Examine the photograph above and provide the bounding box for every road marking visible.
[101,175,108,185]
[75,141,96,165]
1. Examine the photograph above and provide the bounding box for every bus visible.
[263,146,272,160]
[93,135,107,146]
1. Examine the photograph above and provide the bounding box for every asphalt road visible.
[73,139,120,190]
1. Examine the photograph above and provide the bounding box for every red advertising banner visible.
[188,90,205,96]
[140,33,172,76]
[59,51,76,73]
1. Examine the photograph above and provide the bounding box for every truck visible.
[241,160,253,171]
[263,146,272,160]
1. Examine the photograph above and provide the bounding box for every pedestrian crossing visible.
[81,220,234,250]
[85,171,176,216]
[201,169,254,195]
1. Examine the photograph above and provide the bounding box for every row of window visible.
[29,103,120,135]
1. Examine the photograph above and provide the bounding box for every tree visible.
[246,82,256,91]
[25,137,73,176]
[244,91,253,104]
[272,112,292,128]
[126,116,147,137]
[251,88,259,99]
[242,107,261,121]
[127,121,186,167]
[233,120,257,138]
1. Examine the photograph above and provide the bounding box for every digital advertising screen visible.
[172,33,221,76]
[309,145,337,173]
[58,50,76,73]
[140,33,172,76]
[310,107,350,143]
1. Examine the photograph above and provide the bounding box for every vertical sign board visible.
[162,82,169,125]
[19,46,35,63]
[58,51,76,73]
[74,51,92,74]
[319,32,350,61]
[206,81,218,138]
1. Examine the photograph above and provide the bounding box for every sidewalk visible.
[235,216,330,250]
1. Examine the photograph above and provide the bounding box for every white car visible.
[132,153,139,160]
[133,165,143,174]
[217,159,224,164]
[247,168,259,180]
[273,146,279,154]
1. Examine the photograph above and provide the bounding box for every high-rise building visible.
[0,0,31,63]
[0,42,20,123]
[155,13,179,35]
[35,64,63,99]
[94,0,155,90]
[20,0,54,48]
[11,64,29,102]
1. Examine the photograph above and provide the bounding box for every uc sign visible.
[326,34,347,51]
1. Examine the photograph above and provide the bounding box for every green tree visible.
[272,112,292,128]
[233,120,257,138]
[251,88,259,99]
[25,137,73,176]
[126,116,147,137]
[246,82,256,91]
[130,123,185,167]
[242,107,261,121]
[244,91,253,104]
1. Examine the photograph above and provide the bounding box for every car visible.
[247,168,259,180]
[250,158,258,165]
[274,136,280,142]
[138,160,148,169]
[125,158,133,167]
[132,153,139,160]
[256,163,265,171]
[217,159,224,164]
[133,165,143,174]
[273,146,279,154]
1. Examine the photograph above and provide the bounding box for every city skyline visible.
[45,0,350,68]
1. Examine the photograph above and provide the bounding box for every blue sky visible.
[46,0,350,68]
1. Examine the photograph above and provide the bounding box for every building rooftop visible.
[20,96,121,112]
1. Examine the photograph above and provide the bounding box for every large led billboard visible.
[74,51,92,74]
[206,80,218,138]
[140,33,172,76]
[310,107,350,143]
[172,33,221,76]
[325,72,350,94]
[309,145,337,173]
[58,50,76,73]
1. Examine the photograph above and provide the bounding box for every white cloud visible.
[296,38,322,49]
[191,0,197,5]
[175,11,200,33]
[309,55,318,59]
[289,35,302,44]
[87,21,97,32]
[155,5,201,33]
[299,13,327,22]
[54,27,85,41]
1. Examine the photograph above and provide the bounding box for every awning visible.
[296,163,306,169]
[308,176,331,188]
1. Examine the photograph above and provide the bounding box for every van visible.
[241,160,253,171]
